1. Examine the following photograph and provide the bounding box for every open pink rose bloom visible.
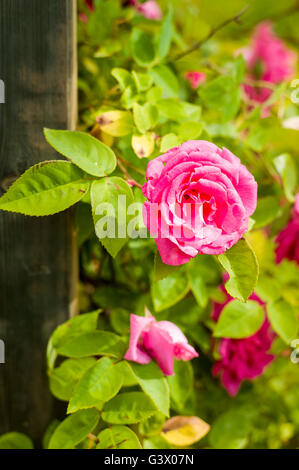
[244,21,296,103]
[275,194,299,265]
[124,314,198,375]
[142,140,257,266]
[212,289,275,396]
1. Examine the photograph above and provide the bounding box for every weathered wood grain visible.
[0,0,77,443]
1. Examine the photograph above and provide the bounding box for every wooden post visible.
[0,0,77,443]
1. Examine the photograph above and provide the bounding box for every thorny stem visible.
[173,5,249,61]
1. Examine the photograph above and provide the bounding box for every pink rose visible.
[275,194,299,265]
[131,0,162,20]
[79,0,95,23]
[142,140,258,266]
[244,21,296,103]
[185,71,206,89]
[124,314,198,375]
[212,288,275,396]
[85,0,94,11]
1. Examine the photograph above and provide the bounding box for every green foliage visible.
[48,409,99,449]
[128,361,170,416]
[0,161,90,216]
[44,129,117,177]
[1,0,299,451]
[267,300,298,344]
[102,392,157,424]
[214,300,265,339]
[91,177,134,257]
[96,426,141,449]
[0,433,34,450]
[218,239,259,302]
[152,269,190,311]
[67,358,125,414]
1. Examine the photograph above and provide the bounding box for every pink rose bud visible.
[212,288,275,396]
[133,1,163,20]
[142,140,257,266]
[185,71,206,89]
[124,314,198,375]
[275,194,299,265]
[244,21,296,103]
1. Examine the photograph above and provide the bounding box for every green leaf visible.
[273,153,297,202]
[157,98,187,121]
[143,435,171,449]
[47,311,101,370]
[111,68,135,91]
[49,357,96,401]
[139,412,166,437]
[230,55,246,85]
[75,202,94,246]
[96,426,141,449]
[48,409,99,449]
[218,239,259,302]
[160,133,180,153]
[189,275,208,308]
[132,71,153,92]
[133,103,158,133]
[209,408,253,449]
[130,29,156,66]
[199,76,241,122]
[154,250,180,281]
[44,129,116,177]
[213,300,265,339]
[149,66,179,98]
[267,299,298,344]
[0,161,90,216]
[102,392,157,424]
[68,358,125,414]
[56,331,126,359]
[91,177,134,258]
[167,360,193,414]
[152,269,190,312]
[178,121,203,141]
[252,196,281,229]
[0,433,34,449]
[157,6,173,59]
[128,361,170,416]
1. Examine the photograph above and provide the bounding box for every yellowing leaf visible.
[161,416,210,447]
[96,110,133,137]
[132,134,155,158]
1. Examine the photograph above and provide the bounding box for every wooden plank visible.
[0,0,77,443]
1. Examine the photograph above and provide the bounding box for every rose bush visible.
[0,0,299,451]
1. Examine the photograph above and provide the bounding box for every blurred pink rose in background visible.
[275,194,299,265]
[244,21,296,103]
[142,140,257,266]
[79,0,95,22]
[85,0,95,11]
[212,288,275,396]
[185,71,206,89]
[131,0,162,20]
[124,313,198,375]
